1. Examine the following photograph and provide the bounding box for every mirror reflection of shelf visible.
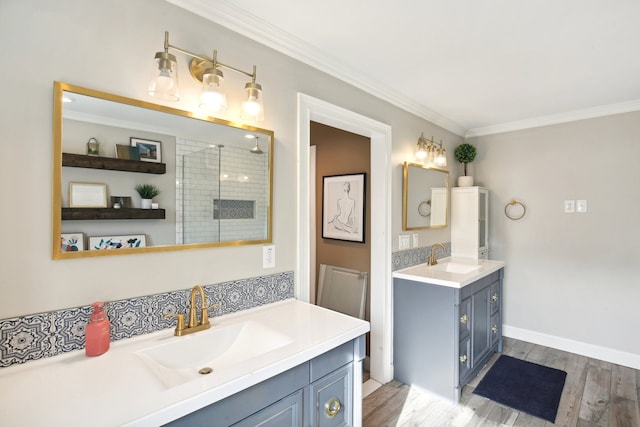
[62,153,166,174]
[62,208,165,221]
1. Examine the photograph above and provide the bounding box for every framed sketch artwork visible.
[322,173,366,243]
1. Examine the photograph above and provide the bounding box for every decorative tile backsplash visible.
[0,271,294,368]
[392,242,450,271]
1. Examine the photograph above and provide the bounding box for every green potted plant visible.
[454,143,477,187]
[135,184,160,209]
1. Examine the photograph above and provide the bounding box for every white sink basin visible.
[430,262,481,274]
[137,320,293,388]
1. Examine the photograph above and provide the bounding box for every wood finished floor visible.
[362,337,640,427]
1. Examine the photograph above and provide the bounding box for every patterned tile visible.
[0,313,54,367]
[148,290,189,332]
[392,242,450,271]
[0,271,295,367]
[106,297,150,341]
[53,306,93,354]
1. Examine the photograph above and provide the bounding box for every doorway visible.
[296,93,393,385]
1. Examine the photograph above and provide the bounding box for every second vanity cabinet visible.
[165,337,363,427]
[393,269,503,403]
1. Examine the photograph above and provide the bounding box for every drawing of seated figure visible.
[329,181,357,233]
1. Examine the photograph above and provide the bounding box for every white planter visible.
[458,176,474,187]
[141,198,152,209]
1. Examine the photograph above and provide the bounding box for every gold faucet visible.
[164,285,219,336]
[428,242,447,266]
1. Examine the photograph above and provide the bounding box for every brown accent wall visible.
[311,121,371,305]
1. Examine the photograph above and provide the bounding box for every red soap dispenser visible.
[85,302,110,356]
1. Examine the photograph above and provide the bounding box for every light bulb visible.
[200,90,226,111]
[155,69,175,92]
[243,98,261,116]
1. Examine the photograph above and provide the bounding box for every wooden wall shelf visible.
[62,208,165,221]
[62,153,166,174]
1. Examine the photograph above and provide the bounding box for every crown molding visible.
[166,0,467,136]
[465,99,640,138]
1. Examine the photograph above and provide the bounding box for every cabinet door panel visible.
[233,390,303,427]
[307,364,353,427]
[471,285,491,365]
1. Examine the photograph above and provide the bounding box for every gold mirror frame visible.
[52,81,273,259]
[402,162,449,230]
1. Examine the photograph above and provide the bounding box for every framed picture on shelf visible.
[130,137,161,163]
[89,234,146,250]
[115,144,141,161]
[322,173,366,243]
[69,182,107,208]
[61,233,84,252]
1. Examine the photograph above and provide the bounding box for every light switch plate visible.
[576,200,587,213]
[262,245,275,268]
[399,235,410,250]
[564,200,575,213]
[412,234,419,248]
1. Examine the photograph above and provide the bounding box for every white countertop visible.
[393,257,505,288]
[0,299,369,427]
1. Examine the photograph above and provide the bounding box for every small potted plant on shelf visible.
[454,143,477,187]
[135,184,160,209]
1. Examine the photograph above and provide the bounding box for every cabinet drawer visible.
[490,312,500,347]
[458,336,472,383]
[307,364,353,427]
[458,297,471,340]
[233,390,303,427]
[490,281,500,315]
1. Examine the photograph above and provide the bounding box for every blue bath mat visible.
[473,355,567,423]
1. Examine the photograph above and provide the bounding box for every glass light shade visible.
[415,143,427,162]
[426,145,436,164]
[147,52,179,101]
[435,147,447,167]
[199,68,227,112]
[241,82,264,122]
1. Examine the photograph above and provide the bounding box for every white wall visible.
[468,111,640,364]
[0,0,457,319]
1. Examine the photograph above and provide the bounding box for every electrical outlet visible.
[564,200,575,213]
[412,234,419,248]
[262,245,275,268]
[399,235,410,250]
[576,200,587,213]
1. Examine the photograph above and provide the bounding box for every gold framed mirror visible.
[52,82,273,259]
[402,162,449,230]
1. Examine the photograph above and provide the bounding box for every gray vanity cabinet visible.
[393,269,503,403]
[165,336,363,427]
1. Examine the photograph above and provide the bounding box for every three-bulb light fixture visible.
[147,31,264,122]
[414,133,447,167]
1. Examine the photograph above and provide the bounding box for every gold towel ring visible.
[418,199,431,217]
[505,199,526,220]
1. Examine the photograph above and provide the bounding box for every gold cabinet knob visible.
[460,354,468,364]
[460,313,468,325]
[325,397,342,418]
[492,325,498,334]
[491,293,498,303]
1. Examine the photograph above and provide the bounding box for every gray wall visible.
[0,0,456,318]
[468,111,640,357]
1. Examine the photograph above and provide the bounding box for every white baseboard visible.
[503,324,640,370]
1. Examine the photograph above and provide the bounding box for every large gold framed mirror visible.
[52,82,273,259]
[402,162,449,230]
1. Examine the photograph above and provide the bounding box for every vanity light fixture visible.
[148,31,265,122]
[414,133,447,167]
